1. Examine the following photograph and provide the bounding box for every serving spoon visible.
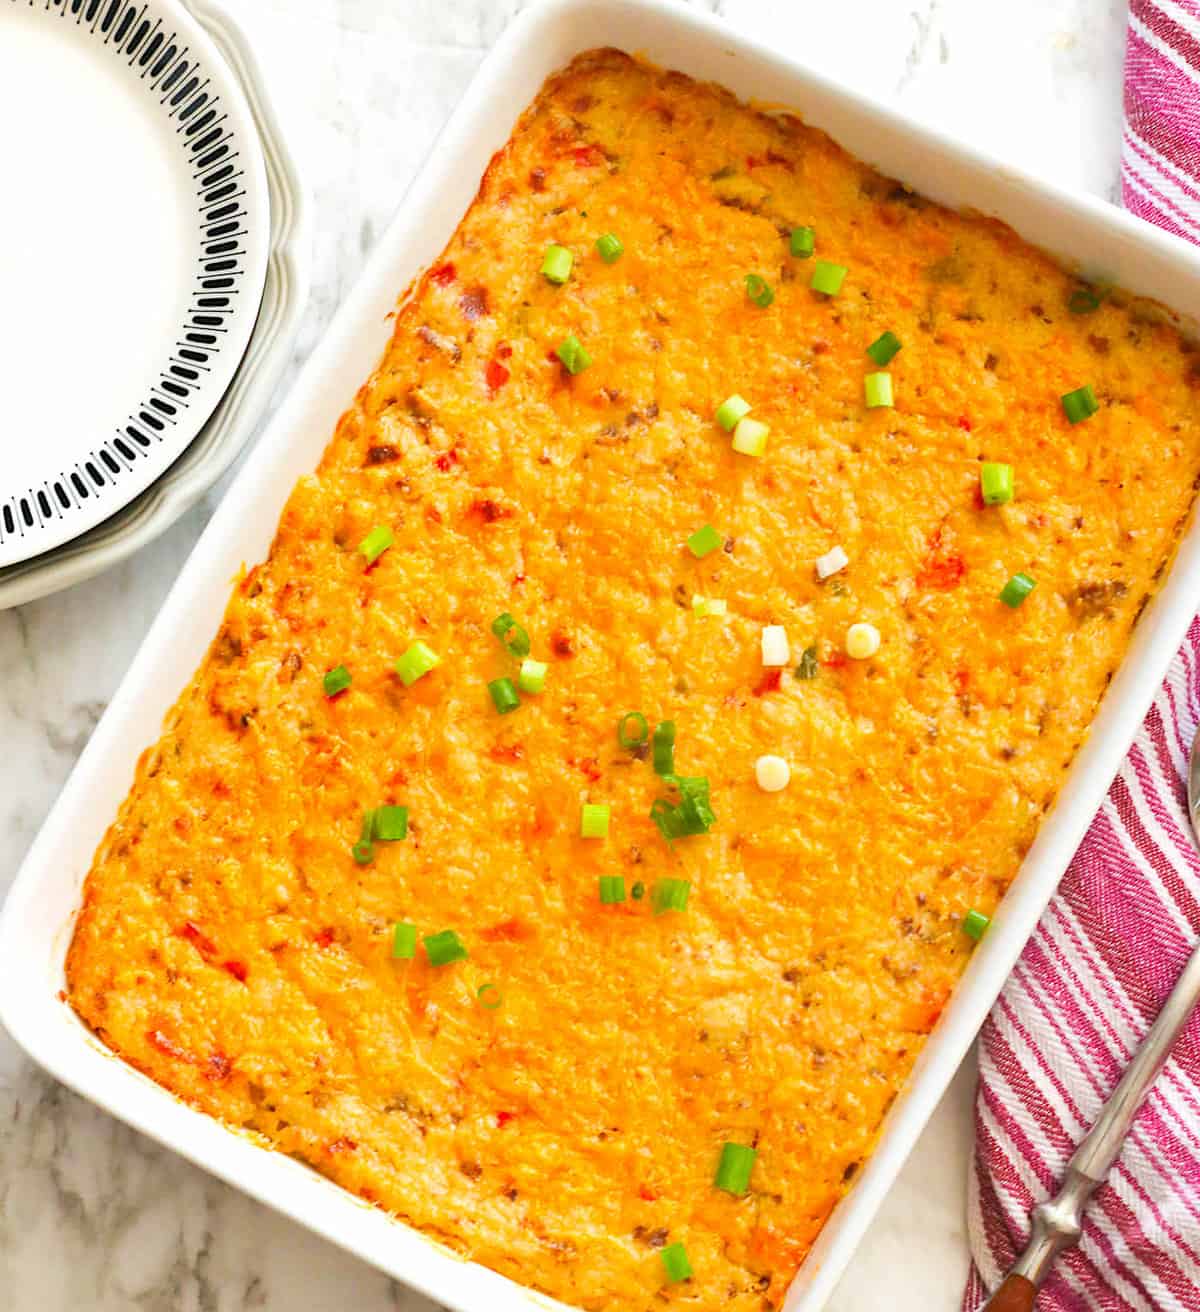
[981,724,1200,1312]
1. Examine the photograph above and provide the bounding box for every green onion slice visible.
[715,1142,757,1195]
[395,641,440,687]
[491,612,532,658]
[373,805,409,842]
[811,260,847,296]
[359,525,393,564]
[632,880,646,901]
[556,334,592,375]
[716,394,751,432]
[391,923,417,959]
[596,233,624,263]
[424,930,469,967]
[744,274,774,308]
[796,646,819,680]
[652,720,676,776]
[1068,286,1104,314]
[477,981,503,1009]
[660,1242,693,1284]
[963,909,991,942]
[790,226,815,258]
[599,875,626,904]
[323,665,351,697]
[653,878,692,916]
[488,677,521,714]
[541,244,573,284]
[731,416,769,457]
[980,462,1014,506]
[999,572,1036,608]
[518,658,547,694]
[618,711,649,750]
[580,803,610,839]
[866,330,902,366]
[687,524,723,559]
[864,372,894,409]
[352,810,376,865]
[1062,384,1099,424]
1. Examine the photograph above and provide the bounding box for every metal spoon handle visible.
[982,939,1200,1306]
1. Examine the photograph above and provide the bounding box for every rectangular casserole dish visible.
[4,2,1200,1309]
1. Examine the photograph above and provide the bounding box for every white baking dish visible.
[3,1,1200,1309]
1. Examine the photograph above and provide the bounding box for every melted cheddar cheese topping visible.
[67,49,1200,1311]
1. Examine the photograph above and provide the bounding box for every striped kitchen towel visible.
[964,6,1200,1307]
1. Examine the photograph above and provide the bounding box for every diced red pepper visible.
[430,262,456,286]
[222,960,248,983]
[486,359,510,393]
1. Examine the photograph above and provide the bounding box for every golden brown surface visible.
[67,49,1200,1311]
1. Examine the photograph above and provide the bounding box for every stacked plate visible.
[0,0,308,608]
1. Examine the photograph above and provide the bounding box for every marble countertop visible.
[0,0,1131,1307]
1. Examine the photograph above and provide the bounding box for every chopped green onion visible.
[556,334,592,375]
[716,394,751,432]
[864,372,894,409]
[653,879,691,915]
[323,665,351,697]
[580,803,610,839]
[660,1242,693,1284]
[617,711,649,751]
[477,981,503,1009]
[359,525,393,564]
[424,930,468,967]
[652,720,676,776]
[650,775,716,844]
[866,330,902,366]
[744,274,774,308]
[999,572,1036,608]
[796,645,819,680]
[395,641,440,687]
[391,923,417,959]
[488,677,521,714]
[692,595,728,618]
[790,226,815,258]
[731,417,769,457]
[687,524,723,559]
[373,805,409,842]
[632,880,645,900]
[715,1142,757,1195]
[980,462,1014,506]
[963,909,991,942]
[1068,287,1103,314]
[811,260,847,296]
[599,875,626,904]
[518,658,547,694]
[1062,384,1099,424]
[352,810,376,866]
[673,775,715,833]
[491,612,532,658]
[541,244,573,284]
[596,233,624,263]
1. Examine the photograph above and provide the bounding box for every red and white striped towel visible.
[964,5,1200,1307]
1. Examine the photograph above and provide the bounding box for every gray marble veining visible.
[0,1,1129,1306]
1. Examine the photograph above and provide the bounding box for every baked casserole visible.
[67,48,1200,1311]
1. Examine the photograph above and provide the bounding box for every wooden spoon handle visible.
[980,1273,1038,1312]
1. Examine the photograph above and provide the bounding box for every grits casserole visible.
[66,47,1200,1312]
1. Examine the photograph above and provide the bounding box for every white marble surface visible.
[0,1,1132,1307]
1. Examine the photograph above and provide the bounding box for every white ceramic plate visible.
[2,2,1200,1311]
[0,0,270,567]
[0,0,310,608]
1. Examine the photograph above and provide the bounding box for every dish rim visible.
[3,2,1200,1310]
